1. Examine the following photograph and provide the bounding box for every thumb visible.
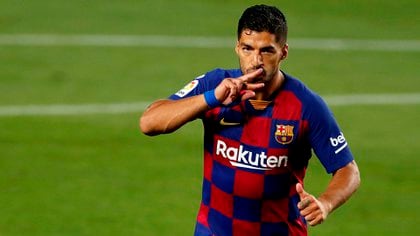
[296,183,308,199]
[296,183,312,210]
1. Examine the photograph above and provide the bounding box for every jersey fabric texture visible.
[169,68,354,236]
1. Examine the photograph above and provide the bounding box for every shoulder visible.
[269,72,328,122]
[169,68,241,100]
[200,68,242,80]
[282,73,325,107]
[197,68,242,89]
[281,73,333,121]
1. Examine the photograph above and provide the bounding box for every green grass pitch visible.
[0,0,419,235]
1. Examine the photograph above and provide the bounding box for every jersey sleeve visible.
[168,69,225,101]
[306,94,354,174]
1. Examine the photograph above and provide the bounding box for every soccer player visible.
[140,4,360,236]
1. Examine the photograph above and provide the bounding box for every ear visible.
[281,43,289,60]
[235,41,240,55]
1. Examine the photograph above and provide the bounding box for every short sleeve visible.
[168,74,206,100]
[307,94,354,173]
[168,69,228,101]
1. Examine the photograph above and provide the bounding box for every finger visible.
[239,68,263,83]
[296,183,308,200]
[297,198,312,210]
[228,83,240,100]
[308,215,324,226]
[244,82,265,91]
[238,84,264,101]
[300,201,319,216]
[304,211,318,222]
[221,79,239,99]
[240,90,256,101]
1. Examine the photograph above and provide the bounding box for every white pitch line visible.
[324,93,420,106]
[0,34,419,52]
[0,102,150,117]
[0,93,419,117]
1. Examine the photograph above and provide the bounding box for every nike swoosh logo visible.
[220,118,241,126]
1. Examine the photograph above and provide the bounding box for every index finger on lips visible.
[239,68,263,83]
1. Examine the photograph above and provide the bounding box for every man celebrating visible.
[140,4,360,236]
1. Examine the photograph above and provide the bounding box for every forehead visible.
[238,30,281,48]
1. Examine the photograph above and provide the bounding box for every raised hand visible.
[214,69,265,105]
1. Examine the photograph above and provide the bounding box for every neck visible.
[254,71,284,100]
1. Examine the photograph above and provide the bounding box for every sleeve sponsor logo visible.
[330,132,348,154]
[175,79,199,97]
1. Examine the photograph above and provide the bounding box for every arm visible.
[140,69,264,136]
[140,95,209,136]
[296,160,360,226]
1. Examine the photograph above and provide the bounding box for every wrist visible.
[318,195,334,215]
[204,90,222,108]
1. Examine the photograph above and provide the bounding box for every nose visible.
[252,53,263,68]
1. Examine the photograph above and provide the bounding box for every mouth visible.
[246,68,265,82]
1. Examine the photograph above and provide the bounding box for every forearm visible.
[318,160,361,214]
[140,95,209,136]
[140,69,265,136]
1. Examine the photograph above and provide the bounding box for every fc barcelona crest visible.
[275,125,294,144]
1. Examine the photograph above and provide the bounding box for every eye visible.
[242,46,251,52]
[261,48,275,54]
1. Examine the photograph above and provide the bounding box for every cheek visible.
[239,56,252,66]
[266,56,281,68]
[264,57,280,68]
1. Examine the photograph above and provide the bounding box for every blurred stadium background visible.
[0,0,419,235]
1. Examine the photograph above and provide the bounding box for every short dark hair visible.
[237,4,288,45]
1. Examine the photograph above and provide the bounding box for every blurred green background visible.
[0,0,419,235]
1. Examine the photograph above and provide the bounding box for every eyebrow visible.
[240,42,276,51]
[261,46,276,51]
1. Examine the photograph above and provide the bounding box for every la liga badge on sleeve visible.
[175,79,199,97]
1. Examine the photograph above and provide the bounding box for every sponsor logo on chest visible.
[215,139,288,171]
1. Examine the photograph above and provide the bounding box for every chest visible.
[210,92,307,150]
